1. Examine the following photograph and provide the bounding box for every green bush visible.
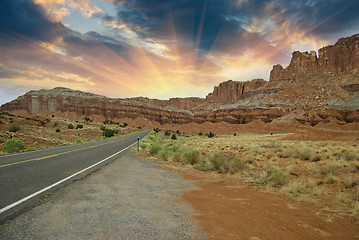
[158,147,173,161]
[53,122,59,127]
[149,142,161,156]
[176,130,181,135]
[206,132,215,138]
[9,125,20,133]
[171,134,177,140]
[205,152,248,174]
[153,127,160,133]
[164,130,171,136]
[68,123,74,129]
[261,168,289,187]
[233,133,237,136]
[198,132,203,136]
[55,128,60,133]
[76,124,83,129]
[184,150,200,165]
[103,119,109,124]
[100,125,106,131]
[103,128,116,138]
[3,139,25,153]
[121,122,128,127]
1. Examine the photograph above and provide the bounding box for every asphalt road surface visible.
[0,130,150,221]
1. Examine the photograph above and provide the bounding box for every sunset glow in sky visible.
[1,0,359,105]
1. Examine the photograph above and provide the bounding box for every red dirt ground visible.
[178,169,359,240]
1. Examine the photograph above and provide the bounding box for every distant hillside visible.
[1,34,359,126]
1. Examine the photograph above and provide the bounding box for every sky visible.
[1,0,359,105]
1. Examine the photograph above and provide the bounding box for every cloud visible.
[1,0,359,105]
[0,0,67,43]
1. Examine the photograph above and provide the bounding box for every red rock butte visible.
[1,33,359,128]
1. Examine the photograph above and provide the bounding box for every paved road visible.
[0,130,150,220]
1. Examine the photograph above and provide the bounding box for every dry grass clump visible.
[195,152,250,174]
[259,168,289,187]
[342,176,359,189]
[281,178,321,197]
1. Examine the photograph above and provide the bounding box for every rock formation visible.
[205,79,266,103]
[270,33,359,81]
[1,34,359,126]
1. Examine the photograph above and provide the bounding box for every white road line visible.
[0,140,138,215]
[0,135,131,159]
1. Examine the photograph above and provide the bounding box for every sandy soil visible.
[175,168,359,240]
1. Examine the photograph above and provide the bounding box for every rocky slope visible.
[270,33,359,81]
[1,34,359,126]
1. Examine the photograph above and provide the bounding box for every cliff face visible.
[205,79,266,103]
[270,33,359,81]
[1,34,359,126]
[128,97,206,111]
[0,87,285,125]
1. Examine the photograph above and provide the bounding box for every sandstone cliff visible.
[205,79,266,103]
[1,34,359,126]
[270,33,359,81]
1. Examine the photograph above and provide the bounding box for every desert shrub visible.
[55,128,60,133]
[76,124,83,129]
[198,132,203,136]
[176,130,180,135]
[233,133,237,136]
[53,122,59,127]
[352,202,359,218]
[205,152,248,174]
[1,112,15,117]
[281,180,316,196]
[206,132,215,138]
[84,117,91,122]
[337,151,358,161]
[261,168,289,187]
[137,126,142,129]
[103,128,116,138]
[3,139,25,153]
[140,143,147,150]
[320,163,338,176]
[171,134,177,140]
[260,141,280,148]
[342,176,359,189]
[51,114,54,117]
[278,150,292,158]
[298,147,314,160]
[324,174,338,184]
[184,150,200,165]
[68,123,74,129]
[164,130,171,136]
[158,147,173,161]
[120,122,128,127]
[100,125,106,131]
[9,125,20,133]
[153,127,160,133]
[149,142,161,156]
[311,153,321,162]
[103,119,109,124]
